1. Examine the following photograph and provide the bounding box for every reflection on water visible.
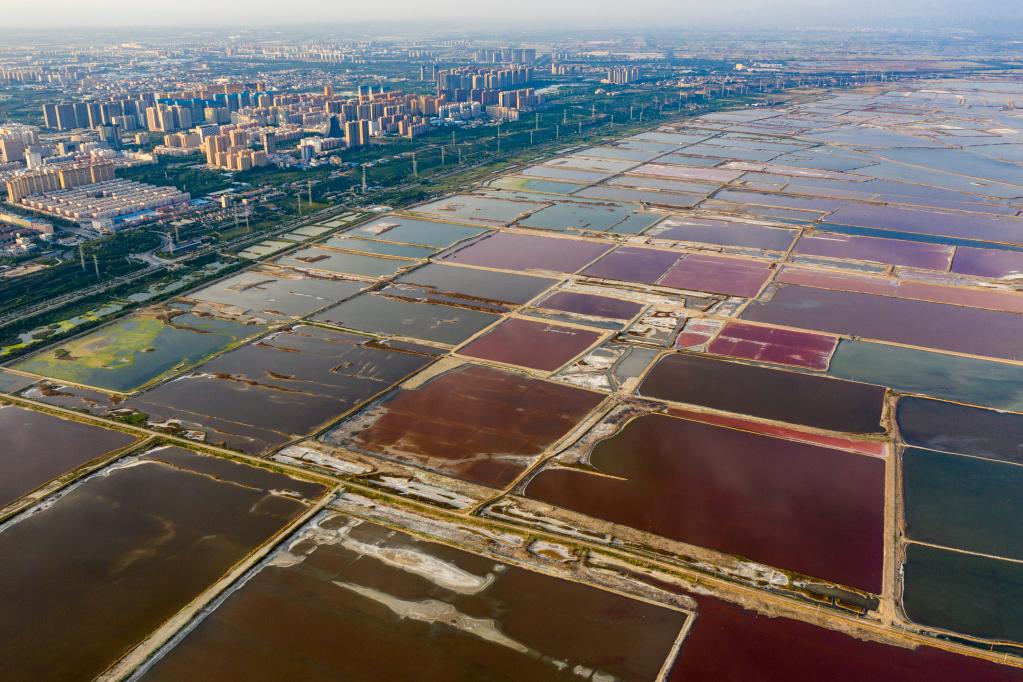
[527,412,886,591]
[640,352,886,434]
[126,325,438,453]
[0,405,137,508]
[0,446,324,681]
[140,514,687,682]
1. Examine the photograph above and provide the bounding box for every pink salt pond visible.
[440,232,612,274]
[458,317,603,372]
[708,321,838,370]
[659,253,773,297]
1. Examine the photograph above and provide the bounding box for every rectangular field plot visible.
[0,405,138,509]
[670,595,1022,681]
[627,163,744,183]
[713,190,846,214]
[525,412,885,591]
[640,353,886,434]
[0,446,325,681]
[0,369,35,393]
[275,246,415,279]
[520,164,612,183]
[533,290,645,322]
[546,155,640,174]
[650,216,797,251]
[897,397,1023,466]
[489,175,588,195]
[828,340,1023,411]
[573,144,662,161]
[517,201,662,235]
[393,263,557,312]
[410,194,548,226]
[13,308,263,393]
[573,185,705,208]
[793,232,954,270]
[313,293,500,346]
[826,203,1023,246]
[951,246,1023,280]
[582,246,681,285]
[126,326,438,454]
[774,267,1023,314]
[438,232,612,274]
[237,239,293,260]
[322,235,438,259]
[659,253,773,297]
[324,363,603,488]
[902,544,1023,646]
[457,318,603,372]
[138,514,688,682]
[707,321,838,370]
[184,267,365,321]
[743,284,1023,361]
[350,216,488,248]
[903,447,1023,561]
[605,175,722,195]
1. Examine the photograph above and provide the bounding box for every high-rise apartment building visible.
[0,137,25,163]
[5,161,115,203]
[42,103,59,129]
[54,103,78,131]
[261,131,277,154]
[145,104,177,132]
[344,119,370,148]
[606,67,641,85]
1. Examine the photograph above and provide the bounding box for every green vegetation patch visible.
[13,308,264,393]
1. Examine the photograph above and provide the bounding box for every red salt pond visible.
[326,363,604,488]
[526,412,886,591]
[794,232,954,270]
[669,596,1023,681]
[0,405,139,509]
[659,254,773,297]
[439,232,612,274]
[666,405,886,457]
[0,446,326,681]
[674,318,723,351]
[707,321,838,370]
[141,515,688,682]
[458,318,603,372]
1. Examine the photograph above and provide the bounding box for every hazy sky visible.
[4,0,1021,30]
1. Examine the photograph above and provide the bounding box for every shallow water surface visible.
[0,446,324,681]
[141,514,687,681]
[526,412,886,591]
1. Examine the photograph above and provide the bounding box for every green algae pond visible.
[12,307,264,393]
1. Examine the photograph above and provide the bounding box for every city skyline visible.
[6,0,1023,30]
